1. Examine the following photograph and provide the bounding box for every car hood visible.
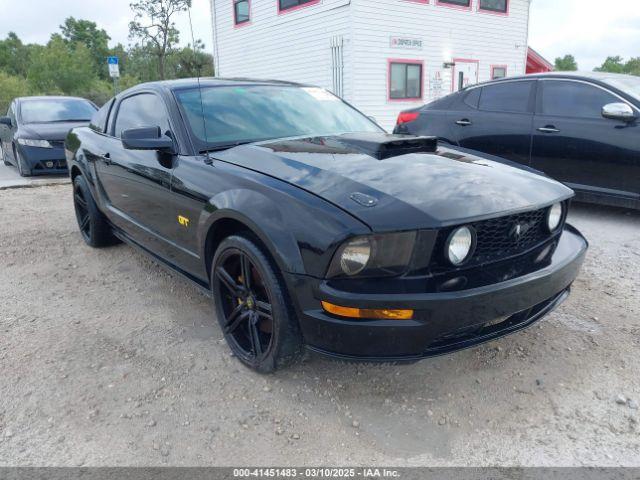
[20,121,90,142]
[215,133,574,232]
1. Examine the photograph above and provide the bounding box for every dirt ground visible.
[0,184,638,467]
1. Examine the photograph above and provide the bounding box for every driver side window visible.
[114,93,171,138]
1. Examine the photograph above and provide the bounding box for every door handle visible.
[100,153,112,165]
[456,119,472,126]
[537,126,560,134]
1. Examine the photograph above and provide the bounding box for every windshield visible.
[603,76,640,102]
[20,99,97,124]
[174,85,383,150]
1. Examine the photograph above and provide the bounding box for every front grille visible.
[432,206,563,271]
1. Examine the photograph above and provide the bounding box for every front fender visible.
[201,188,306,275]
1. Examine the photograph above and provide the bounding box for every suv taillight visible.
[396,112,420,125]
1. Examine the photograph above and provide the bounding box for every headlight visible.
[547,203,563,232]
[18,138,52,148]
[327,232,417,278]
[446,226,475,266]
[339,237,372,276]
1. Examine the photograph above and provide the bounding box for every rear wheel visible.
[73,175,117,248]
[212,235,303,373]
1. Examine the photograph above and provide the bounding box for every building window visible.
[437,0,471,8]
[479,0,508,13]
[278,0,320,13]
[389,61,423,100]
[234,0,250,25]
[491,66,507,79]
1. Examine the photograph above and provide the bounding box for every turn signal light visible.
[321,301,414,320]
[396,112,420,125]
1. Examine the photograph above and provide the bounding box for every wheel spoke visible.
[248,313,263,357]
[80,215,90,232]
[75,193,87,209]
[255,301,272,321]
[224,305,249,334]
[216,266,243,297]
[240,254,252,290]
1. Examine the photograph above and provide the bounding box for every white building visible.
[210,0,532,130]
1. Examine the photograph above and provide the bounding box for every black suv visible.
[394,72,640,210]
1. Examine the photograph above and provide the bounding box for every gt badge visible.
[178,215,190,228]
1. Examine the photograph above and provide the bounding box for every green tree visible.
[60,17,112,79]
[27,35,97,95]
[0,71,29,113]
[595,56,625,74]
[129,0,192,80]
[167,40,214,78]
[554,54,578,71]
[0,32,31,77]
[624,57,640,76]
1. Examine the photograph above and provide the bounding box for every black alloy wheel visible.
[72,175,118,248]
[74,182,92,243]
[212,235,302,372]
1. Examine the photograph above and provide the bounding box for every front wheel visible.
[14,147,31,177]
[73,175,117,248]
[212,235,303,373]
[1,144,10,166]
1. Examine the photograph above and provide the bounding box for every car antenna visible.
[187,3,212,165]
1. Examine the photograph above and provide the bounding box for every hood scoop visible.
[333,133,438,160]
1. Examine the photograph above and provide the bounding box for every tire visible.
[14,146,31,177]
[72,175,117,248]
[1,144,9,166]
[211,235,303,373]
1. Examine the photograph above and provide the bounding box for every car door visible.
[531,79,640,200]
[95,92,179,260]
[453,80,536,166]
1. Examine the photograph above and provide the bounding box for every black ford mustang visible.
[65,79,588,372]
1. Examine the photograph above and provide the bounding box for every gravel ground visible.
[0,185,638,467]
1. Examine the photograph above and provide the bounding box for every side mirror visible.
[602,103,636,122]
[121,126,174,152]
[0,116,12,128]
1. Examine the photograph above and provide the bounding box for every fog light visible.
[321,301,413,320]
[547,203,563,232]
[46,161,54,168]
[446,226,475,266]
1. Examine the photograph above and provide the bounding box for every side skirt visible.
[111,227,213,298]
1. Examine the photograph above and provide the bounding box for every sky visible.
[0,0,639,72]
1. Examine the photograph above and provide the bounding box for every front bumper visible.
[286,225,588,361]
[19,145,68,175]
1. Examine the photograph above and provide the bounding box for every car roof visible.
[17,96,91,102]
[123,77,311,95]
[468,71,638,88]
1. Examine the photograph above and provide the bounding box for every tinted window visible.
[463,88,481,108]
[279,0,316,11]
[114,94,170,138]
[90,99,113,133]
[438,0,470,6]
[479,81,533,113]
[541,81,620,119]
[174,85,381,150]
[20,99,97,124]
[390,62,423,100]
[480,0,507,12]
[234,0,250,24]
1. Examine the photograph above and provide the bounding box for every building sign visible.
[389,37,423,50]
[429,70,445,100]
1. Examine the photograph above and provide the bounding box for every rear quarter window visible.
[479,81,534,113]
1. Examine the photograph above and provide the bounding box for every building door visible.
[453,59,479,92]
